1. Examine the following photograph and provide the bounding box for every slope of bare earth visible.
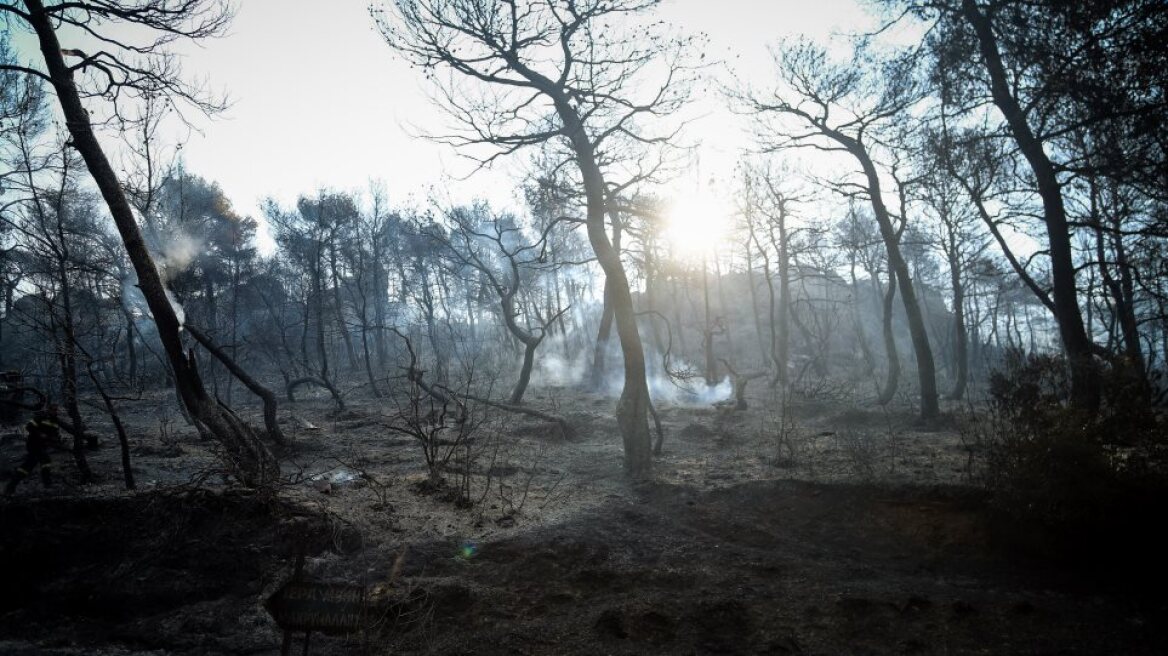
[1,383,1165,654]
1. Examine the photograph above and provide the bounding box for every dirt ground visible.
[1,383,1166,655]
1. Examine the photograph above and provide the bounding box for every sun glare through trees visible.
[663,188,732,259]
[2,0,1168,654]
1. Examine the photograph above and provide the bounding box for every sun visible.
[663,189,730,258]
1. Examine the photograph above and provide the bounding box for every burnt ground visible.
[1,384,1167,655]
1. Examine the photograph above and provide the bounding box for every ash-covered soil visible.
[1,384,1165,654]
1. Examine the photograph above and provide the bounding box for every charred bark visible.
[959,0,1099,411]
[25,0,276,485]
[186,324,288,445]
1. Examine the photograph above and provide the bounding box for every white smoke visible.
[531,325,735,407]
[165,288,187,328]
[648,372,733,407]
[150,230,200,328]
[120,275,188,330]
[118,228,199,331]
[154,232,201,283]
[536,349,588,386]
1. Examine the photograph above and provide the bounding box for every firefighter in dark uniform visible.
[4,404,59,495]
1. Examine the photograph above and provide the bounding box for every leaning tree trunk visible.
[558,102,652,478]
[26,1,276,485]
[960,0,1099,411]
[589,212,622,390]
[811,116,938,418]
[186,324,288,446]
[512,340,539,405]
[499,290,545,405]
[86,364,135,490]
[849,143,939,419]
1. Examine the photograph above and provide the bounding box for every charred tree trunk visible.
[330,248,359,371]
[86,365,134,490]
[203,273,219,393]
[745,240,770,363]
[849,142,937,418]
[26,1,276,485]
[1090,176,1147,399]
[761,201,793,390]
[749,228,783,388]
[589,213,621,390]
[372,255,389,369]
[848,255,877,377]
[702,261,717,385]
[49,196,94,482]
[123,306,138,384]
[500,290,546,405]
[876,269,901,406]
[360,318,382,398]
[186,324,288,446]
[714,254,734,364]
[643,245,668,361]
[417,267,448,378]
[558,103,652,478]
[960,0,1099,411]
[948,265,969,401]
[513,340,539,405]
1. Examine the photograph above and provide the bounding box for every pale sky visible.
[9,0,883,236]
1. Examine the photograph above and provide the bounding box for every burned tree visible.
[896,0,1168,409]
[741,42,941,420]
[740,163,802,389]
[435,203,568,405]
[265,192,352,411]
[375,0,699,477]
[4,0,276,484]
[915,130,990,400]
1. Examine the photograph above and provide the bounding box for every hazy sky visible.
[10,0,882,229]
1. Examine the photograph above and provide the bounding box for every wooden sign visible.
[266,580,367,635]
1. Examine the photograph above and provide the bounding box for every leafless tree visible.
[739,40,941,419]
[375,0,701,476]
[435,203,569,404]
[3,0,276,484]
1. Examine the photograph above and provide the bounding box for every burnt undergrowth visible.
[0,489,359,649]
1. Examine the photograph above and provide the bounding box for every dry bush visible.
[835,429,879,479]
[979,350,1168,576]
[757,388,810,472]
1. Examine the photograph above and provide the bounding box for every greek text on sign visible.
[266,580,367,635]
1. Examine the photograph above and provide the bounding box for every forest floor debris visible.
[2,384,1166,654]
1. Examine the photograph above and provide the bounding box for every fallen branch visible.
[462,392,576,441]
[391,328,575,440]
[287,376,346,412]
